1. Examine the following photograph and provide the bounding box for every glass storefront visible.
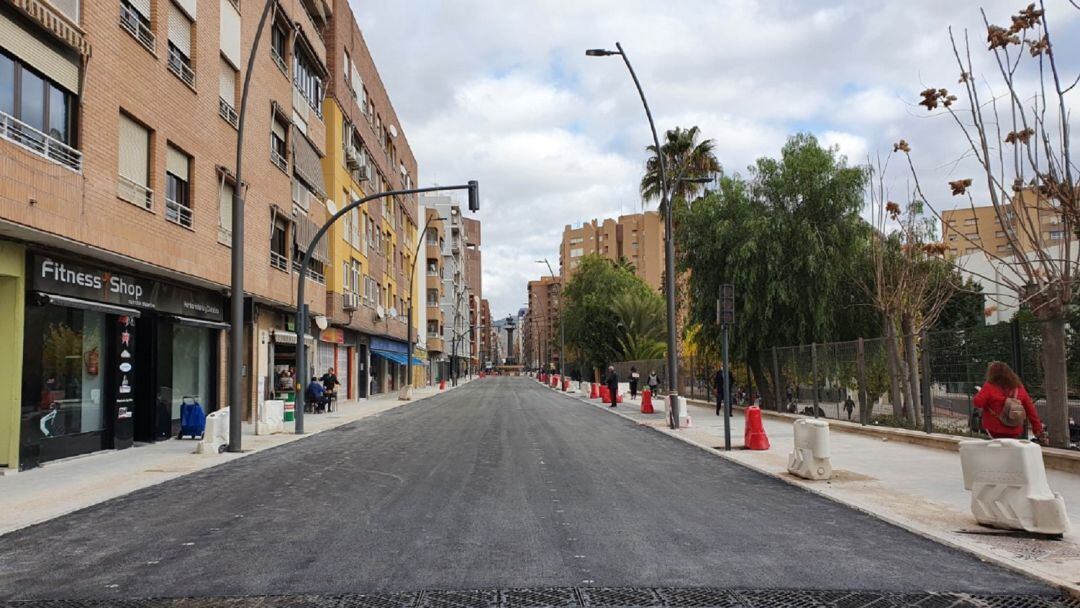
[21,304,107,464]
[154,322,215,439]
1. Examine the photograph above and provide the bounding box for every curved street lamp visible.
[294,182,478,433]
[586,42,680,428]
[403,213,449,398]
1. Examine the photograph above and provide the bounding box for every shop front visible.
[19,253,226,469]
[369,336,423,396]
[316,327,352,401]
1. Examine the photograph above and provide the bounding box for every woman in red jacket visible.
[973,361,1046,442]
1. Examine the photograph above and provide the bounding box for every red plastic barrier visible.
[590,383,599,399]
[439,379,446,391]
[641,390,654,414]
[563,379,570,392]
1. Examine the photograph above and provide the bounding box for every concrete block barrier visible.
[788,419,832,480]
[959,438,1070,535]
[256,400,284,436]
[196,407,230,454]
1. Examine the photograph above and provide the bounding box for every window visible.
[218,58,238,127]
[1049,230,1065,241]
[427,321,439,336]
[167,3,195,86]
[218,176,234,243]
[570,248,583,258]
[0,51,79,169]
[165,145,192,228]
[292,46,323,116]
[965,247,978,254]
[270,114,288,171]
[995,230,1006,238]
[270,20,288,73]
[120,0,155,51]
[271,215,288,270]
[117,112,152,209]
[963,218,977,226]
[997,244,1011,253]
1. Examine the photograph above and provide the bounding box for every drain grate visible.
[2,588,1078,608]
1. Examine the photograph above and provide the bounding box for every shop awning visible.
[36,293,141,317]
[372,349,424,366]
[174,316,230,330]
[272,330,316,347]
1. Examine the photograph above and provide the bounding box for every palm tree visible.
[640,126,721,214]
[611,292,666,361]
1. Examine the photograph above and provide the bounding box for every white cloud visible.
[350,0,1080,316]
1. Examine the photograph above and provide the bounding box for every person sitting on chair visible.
[305,376,327,413]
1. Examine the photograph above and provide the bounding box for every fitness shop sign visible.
[30,255,225,321]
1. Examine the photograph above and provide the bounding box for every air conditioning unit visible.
[345,146,362,170]
[351,164,370,183]
[343,291,360,312]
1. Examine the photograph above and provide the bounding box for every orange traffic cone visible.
[590,383,599,399]
[641,390,654,414]
[743,405,770,450]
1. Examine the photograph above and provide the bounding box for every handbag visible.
[993,388,1027,428]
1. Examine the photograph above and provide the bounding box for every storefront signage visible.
[30,255,225,321]
[114,315,136,418]
[371,336,408,354]
[320,328,344,344]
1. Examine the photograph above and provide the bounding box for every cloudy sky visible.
[349,0,1080,318]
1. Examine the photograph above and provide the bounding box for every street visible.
[0,378,1057,604]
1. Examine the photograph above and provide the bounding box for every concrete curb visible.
[558,389,1080,600]
[682,398,1080,475]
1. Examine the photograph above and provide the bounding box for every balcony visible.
[270,251,288,272]
[165,197,192,229]
[271,149,288,173]
[117,175,153,210]
[427,336,445,353]
[119,3,155,53]
[0,111,82,172]
[270,48,288,76]
[167,46,195,88]
[219,97,239,128]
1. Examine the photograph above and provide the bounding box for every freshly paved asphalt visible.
[0,377,1053,601]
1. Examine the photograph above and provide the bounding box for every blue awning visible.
[372,349,424,366]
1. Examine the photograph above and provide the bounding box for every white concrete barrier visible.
[788,419,832,480]
[398,385,413,401]
[255,400,284,436]
[959,438,1070,535]
[668,396,688,426]
[196,407,230,454]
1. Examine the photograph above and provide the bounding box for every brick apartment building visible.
[559,211,663,291]
[524,275,561,371]
[0,0,429,470]
[941,190,1072,259]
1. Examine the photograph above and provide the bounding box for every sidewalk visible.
[565,385,1080,597]
[0,381,464,537]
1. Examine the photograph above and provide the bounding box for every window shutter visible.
[351,65,364,105]
[271,118,286,141]
[174,0,197,19]
[118,114,149,186]
[168,4,192,57]
[219,181,234,232]
[166,146,189,181]
[0,11,79,92]
[128,0,152,19]
[219,0,242,67]
[219,58,236,106]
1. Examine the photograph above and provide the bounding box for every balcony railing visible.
[167,46,195,88]
[0,110,82,171]
[165,197,193,228]
[118,175,153,210]
[270,149,288,172]
[219,97,239,128]
[119,4,155,53]
[270,250,288,271]
[271,48,288,75]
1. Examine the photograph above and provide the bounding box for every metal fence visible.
[614,318,1080,441]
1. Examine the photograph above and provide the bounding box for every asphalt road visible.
[0,377,1053,601]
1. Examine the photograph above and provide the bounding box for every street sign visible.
[717,284,735,325]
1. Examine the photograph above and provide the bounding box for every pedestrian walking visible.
[606,365,619,408]
[647,370,660,395]
[973,361,1047,443]
[629,367,640,399]
[714,364,730,416]
[843,395,855,421]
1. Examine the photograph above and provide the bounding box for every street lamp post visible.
[536,259,565,388]
[295,183,478,433]
[587,42,680,428]
[404,214,448,398]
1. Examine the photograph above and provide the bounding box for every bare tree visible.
[863,152,958,426]
[902,2,1078,447]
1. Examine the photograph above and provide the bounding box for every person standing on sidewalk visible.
[629,367,640,399]
[973,361,1047,443]
[606,365,619,408]
[714,364,730,416]
[647,371,660,395]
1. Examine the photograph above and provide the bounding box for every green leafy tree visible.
[562,255,655,378]
[676,133,869,408]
